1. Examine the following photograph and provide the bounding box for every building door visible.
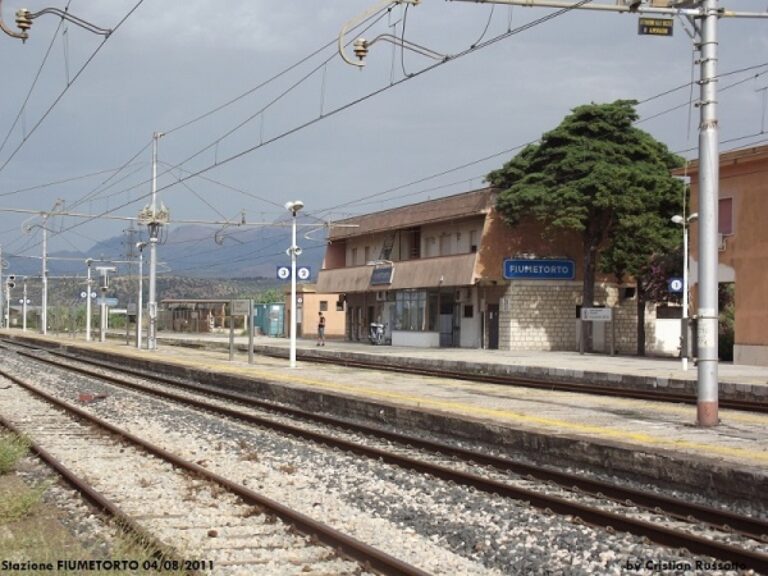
[488,304,499,350]
[439,292,456,347]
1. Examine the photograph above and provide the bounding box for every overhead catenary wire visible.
[0,0,73,159]
[10,0,767,260]
[14,0,588,249]
[20,6,394,221]
[0,0,148,175]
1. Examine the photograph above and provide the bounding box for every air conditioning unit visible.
[376,291,387,302]
[718,233,727,252]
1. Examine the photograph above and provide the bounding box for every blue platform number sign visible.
[503,259,575,280]
[276,266,290,281]
[668,277,684,293]
[277,265,311,281]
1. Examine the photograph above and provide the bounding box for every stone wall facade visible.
[499,281,656,354]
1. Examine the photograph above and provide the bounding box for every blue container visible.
[254,303,285,337]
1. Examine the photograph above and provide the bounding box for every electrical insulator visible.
[15,9,32,33]
[8,275,15,282]
[353,38,369,63]
[6,282,15,289]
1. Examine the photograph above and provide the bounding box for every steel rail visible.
[0,367,431,576]
[8,351,768,571]
[3,335,767,412]
[261,348,768,414]
[14,344,768,542]
[0,414,195,575]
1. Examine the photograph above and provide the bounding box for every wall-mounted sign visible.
[668,277,684,293]
[297,266,311,281]
[277,266,311,281]
[276,266,290,280]
[231,299,250,315]
[370,266,394,285]
[503,259,575,280]
[580,307,613,322]
[638,17,673,36]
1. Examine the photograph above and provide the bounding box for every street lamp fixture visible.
[1,0,111,42]
[339,0,424,68]
[286,200,304,368]
[671,212,698,372]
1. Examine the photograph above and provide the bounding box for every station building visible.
[685,144,768,366]
[316,188,661,352]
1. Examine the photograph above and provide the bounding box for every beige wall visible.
[688,146,768,363]
[284,288,345,339]
[476,207,616,284]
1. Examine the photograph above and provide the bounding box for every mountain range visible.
[5,222,326,281]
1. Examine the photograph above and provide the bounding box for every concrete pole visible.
[696,0,720,427]
[85,260,92,342]
[41,226,47,335]
[22,279,27,331]
[137,249,144,349]
[248,298,254,364]
[147,132,162,351]
[0,244,4,329]
[682,224,688,372]
[4,282,9,330]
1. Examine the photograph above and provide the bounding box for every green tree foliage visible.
[489,100,684,353]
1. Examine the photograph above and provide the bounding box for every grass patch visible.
[0,481,48,522]
[0,433,30,475]
[0,477,189,575]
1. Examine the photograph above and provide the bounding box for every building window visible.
[426,237,436,258]
[351,247,358,265]
[364,246,370,264]
[319,301,328,312]
[719,197,733,235]
[394,290,426,331]
[439,234,450,256]
[469,229,478,253]
[463,304,474,318]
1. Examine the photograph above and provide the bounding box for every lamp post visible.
[285,200,304,368]
[136,242,146,349]
[672,212,698,372]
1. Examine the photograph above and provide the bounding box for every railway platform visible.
[2,329,767,502]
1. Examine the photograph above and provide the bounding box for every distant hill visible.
[5,221,326,281]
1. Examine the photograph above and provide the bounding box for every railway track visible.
[5,335,768,413]
[3,341,767,573]
[273,348,768,414]
[0,364,429,575]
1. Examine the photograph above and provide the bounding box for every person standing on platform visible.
[317,312,326,346]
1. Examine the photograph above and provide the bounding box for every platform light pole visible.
[672,212,698,372]
[286,200,304,368]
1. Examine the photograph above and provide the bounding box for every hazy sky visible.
[0,0,766,275]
